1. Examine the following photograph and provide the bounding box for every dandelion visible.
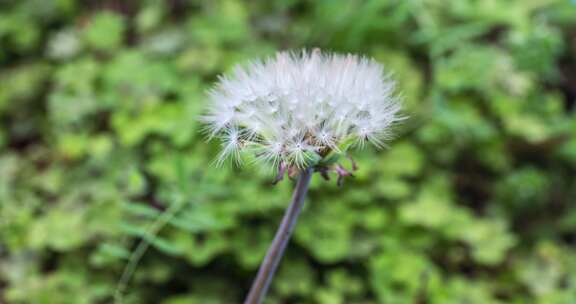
[203,49,403,170]
[202,49,404,304]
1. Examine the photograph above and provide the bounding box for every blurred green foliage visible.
[1,0,576,303]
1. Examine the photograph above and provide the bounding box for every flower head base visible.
[203,49,404,169]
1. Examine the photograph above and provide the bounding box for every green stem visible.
[244,167,314,304]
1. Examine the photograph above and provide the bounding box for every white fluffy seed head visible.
[202,49,404,167]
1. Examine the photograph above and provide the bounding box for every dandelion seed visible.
[203,49,403,167]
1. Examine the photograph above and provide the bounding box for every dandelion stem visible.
[244,167,314,304]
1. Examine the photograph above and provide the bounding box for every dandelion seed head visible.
[203,49,404,167]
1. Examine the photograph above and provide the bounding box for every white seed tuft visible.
[203,49,404,167]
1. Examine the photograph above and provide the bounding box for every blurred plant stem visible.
[244,167,314,304]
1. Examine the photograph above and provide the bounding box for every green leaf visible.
[83,12,125,51]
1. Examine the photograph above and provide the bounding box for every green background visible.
[1,0,576,303]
